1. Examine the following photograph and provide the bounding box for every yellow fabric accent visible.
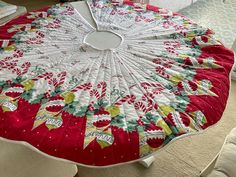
[61,92,75,104]
[21,80,35,91]
[106,105,120,117]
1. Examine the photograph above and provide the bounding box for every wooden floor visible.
[4,0,59,11]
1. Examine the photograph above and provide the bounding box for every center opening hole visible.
[84,31,122,50]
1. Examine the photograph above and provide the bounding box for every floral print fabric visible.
[0,0,234,167]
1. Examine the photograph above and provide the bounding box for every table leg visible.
[138,155,155,168]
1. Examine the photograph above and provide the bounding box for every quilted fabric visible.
[0,0,234,167]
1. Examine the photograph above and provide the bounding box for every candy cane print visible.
[138,98,158,113]
[97,82,107,99]
[134,101,146,113]
[88,102,95,112]
[110,9,116,15]
[57,72,66,86]
[12,68,21,76]
[2,57,13,62]
[142,92,154,101]
[49,78,58,86]
[71,83,92,92]
[141,82,150,89]
[21,62,31,75]
[57,73,65,86]
[90,89,100,100]
[36,31,45,38]
[33,72,53,81]
[141,82,163,90]
[115,95,136,106]
[13,49,23,58]
[148,99,158,111]
[135,15,142,22]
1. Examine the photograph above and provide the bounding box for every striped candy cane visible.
[141,82,162,89]
[88,102,95,112]
[142,92,154,101]
[21,62,31,75]
[90,89,100,99]
[142,92,157,112]
[97,82,107,99]
[134,101,146,113]
[115,95,136,106]
[13,68,21,76]
[2,57,13,62]
[33,72,53,81]
[72,83,92,92]
[57,72,66,86]
[36,31,45,38]
[50,78,62,86]
[146,99,156,112]
[13,49,23,58]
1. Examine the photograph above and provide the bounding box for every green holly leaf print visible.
[30,93,45,104]
[42,98,49,104]
[2,84,11,91]
[50,87,62,96]
[21,90,34,101]
[55,86,62,93]
[47,6,60,16]
[142,117,151,125]
[63,103,77,115]
[0,48,4,53]
[94,99,108,110]
[202,116,207,124]
[137,126,144,133]
[75,106,89,117]
[93,103,101,110]
[111,114,126,129]
[12,77,24,83]
[50,92,57,97]
[0,81,5,86]
[0,81,6,90]
[144,112,159,123]
[171,95,190,112]
[164,134,175,145]
[98,99,108,107]
[126,119,138,132]
[127,6,132,11]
